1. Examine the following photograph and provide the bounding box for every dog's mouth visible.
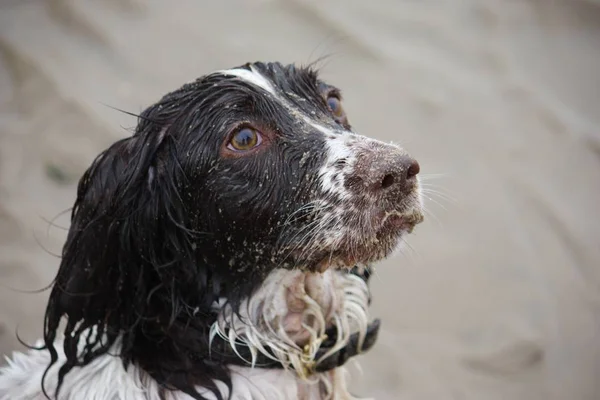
[378,208,424,234]
[306,207,424,273]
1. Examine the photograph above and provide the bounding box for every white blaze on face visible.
[218,66,342,139]
[218,66,277,96]
[318,132,357,199]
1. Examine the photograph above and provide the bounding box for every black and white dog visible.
[0,62,423,399]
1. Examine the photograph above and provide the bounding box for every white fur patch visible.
[218,66,276,96]
[318,132,356,198]
[211,269,370,384]
[308,120,338,136]
[0,339,357,400]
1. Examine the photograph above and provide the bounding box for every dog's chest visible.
[224,365,354,400]
[0,347,353,400]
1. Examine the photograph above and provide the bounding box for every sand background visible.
[0,1,599,399]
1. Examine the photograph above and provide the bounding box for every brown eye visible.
[326,96,344,118]
[227,127,262,151]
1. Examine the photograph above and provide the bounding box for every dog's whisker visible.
[275,202,334,251]
[278,217,326,265]
[419,187,456,204]
[291,211,336,261]
[399,237,420,263]
[418,172,449,181]
[282,200,323,225]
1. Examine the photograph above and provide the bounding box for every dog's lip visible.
[381,213,404,229]
[309,209,424,272]
[378,209,424,233]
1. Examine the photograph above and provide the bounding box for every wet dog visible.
[0,62,423,400]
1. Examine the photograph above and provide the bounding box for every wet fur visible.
[0,62,422,400]
[1,269,367,399]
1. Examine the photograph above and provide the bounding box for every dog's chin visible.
[306,208,424,273]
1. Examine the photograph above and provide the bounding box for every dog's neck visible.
[211,268,372,377]
[0,268,372,400]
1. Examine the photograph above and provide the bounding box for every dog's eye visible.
[326,96,344,118]
[227,127,262,151]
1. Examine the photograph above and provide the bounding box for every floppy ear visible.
[41,111,210,394]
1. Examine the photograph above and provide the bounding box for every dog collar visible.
[206,266,380,374]
[208,319,381,375]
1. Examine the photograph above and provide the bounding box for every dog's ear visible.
[41,106,210,392]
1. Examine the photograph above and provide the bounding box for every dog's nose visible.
[377,155,420,192]
[345,149,420,196]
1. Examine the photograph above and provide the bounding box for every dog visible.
[0,61,423,400]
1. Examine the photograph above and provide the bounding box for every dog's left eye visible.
[326,95,344,118]
[227,127,262,152]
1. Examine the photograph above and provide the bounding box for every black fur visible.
[41,62,351,400]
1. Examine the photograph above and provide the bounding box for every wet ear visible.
[48,133,158,311]
[42,123,197,359]
[40,84,230,400]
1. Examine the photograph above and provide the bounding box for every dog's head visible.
[43,62,422,398]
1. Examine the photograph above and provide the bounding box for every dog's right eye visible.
[227,127,263,152]
[324,91,350,128]
[327,96,344,118]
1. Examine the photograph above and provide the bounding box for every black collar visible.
[208,318,381,375]
[206,266,380,375]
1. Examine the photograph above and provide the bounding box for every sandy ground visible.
[0,0,599,399]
